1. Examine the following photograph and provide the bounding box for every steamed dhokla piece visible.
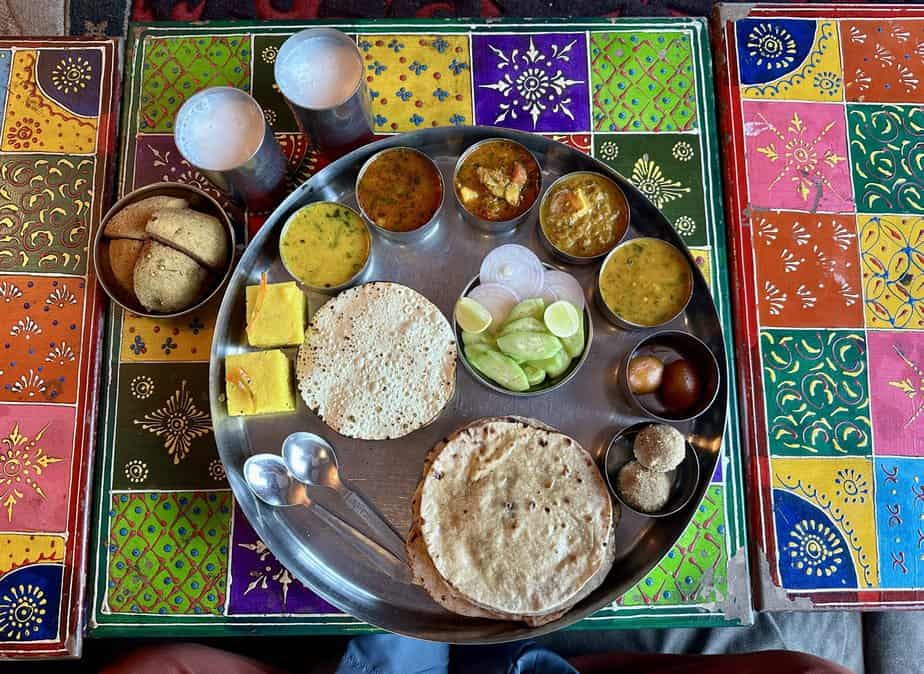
[133,241,208,313]
[246,280,306,348]
[103,195,188,240]
[146,207,229,270]
[225,350,295,416]
[108,238,144,297]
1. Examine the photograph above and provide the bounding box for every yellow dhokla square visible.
[225,349,296,416]
[246,281,306,347]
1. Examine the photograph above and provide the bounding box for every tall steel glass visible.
[174,87,287,212]
[274,28,374,154]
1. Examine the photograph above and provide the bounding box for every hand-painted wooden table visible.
[86,18,751,636]
[0,38,119,659]
[714,3,924,609]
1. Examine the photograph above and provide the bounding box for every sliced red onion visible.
[479,244,545,300]
[467,283,520,327]
[542,270,586,310]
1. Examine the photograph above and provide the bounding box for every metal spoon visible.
[243,453,409,581]
[282,432,407,561]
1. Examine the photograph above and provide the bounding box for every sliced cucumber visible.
[497,332,563,361]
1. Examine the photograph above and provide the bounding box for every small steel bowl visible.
[620,330,720,422]
[537,171,630,265]
[279,201,373,295]
[604,422,700,518]
[452,138,541,235]
[93,182,236,319]
[595,237,694,330]
[355,147,444,244]
[454,267,593,398]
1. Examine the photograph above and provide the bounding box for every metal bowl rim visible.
[273,27,364,111]
[93,181,236,319]
[174,86,266,171]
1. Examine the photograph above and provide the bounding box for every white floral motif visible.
[780,248,804,273]
[130,376,155,400]
[791,220,811,246]
[10,317,40,339]
[852,68,872,92]
[796,284,817,309]
[874,44,895,66]
[598,140,618,160]
[746,23,798,70]
[45,286,77,308]
[671,141,694,162]
[786,519,844,578]
[479,38,583,128]
[764,280,787,316]
[45,342,75,366]
[757,217,778,244]
[124,460,149,483]
[674,216,696,237]
[848,26,866,44]
[0,282,22,303]
[10,370,46,397]
[838,280,859,307]
[898,65,919,92]
[830,221,856,250]
[261,45,278,64]
[209,459,226,482]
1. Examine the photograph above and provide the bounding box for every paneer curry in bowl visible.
[453,138,541,232]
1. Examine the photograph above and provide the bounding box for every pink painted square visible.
[0,404,74,531]
[742,101,853,213]
[868,331,924,457]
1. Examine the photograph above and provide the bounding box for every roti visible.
[416,418,614,618]
[296,282,456,440]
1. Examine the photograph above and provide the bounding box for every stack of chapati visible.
[296,282,456,440]
[408,417,616,625]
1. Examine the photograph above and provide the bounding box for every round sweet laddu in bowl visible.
[603,422,700,518]
[620,330,720,422]
[93,182,236,319]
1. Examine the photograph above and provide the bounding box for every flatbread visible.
[146,207,228,270]
[296,282,456,440]
[108,238,143,298]
[104,195,188,240]
[417,418,613,618]
[133,241,207,313]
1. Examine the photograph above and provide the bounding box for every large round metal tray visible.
[209,126,727,643]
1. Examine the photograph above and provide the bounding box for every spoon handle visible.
[310,500,411,583]
[336,481,408,560]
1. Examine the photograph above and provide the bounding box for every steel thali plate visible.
[209,126,727,643]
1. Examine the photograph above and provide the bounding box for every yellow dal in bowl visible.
[600,238,692,326]
[280,202,370,289]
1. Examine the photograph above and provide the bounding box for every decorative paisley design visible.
[859,215,924,329]
[772,489,858,590]
[849,105,924,214]
[761,330,871,456]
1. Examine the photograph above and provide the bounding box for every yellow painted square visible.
[120,293,219,362]
[742,21,844,101]
[859,215,924,330]
[773,457,878,588]
[688,245,712,291]
[358,34,472,132]
[0,533,64,574]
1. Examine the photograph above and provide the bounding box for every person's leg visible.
[537,612,864,673]
[862,611,924,674]
[335,634,449,674]
[102,643,288,674]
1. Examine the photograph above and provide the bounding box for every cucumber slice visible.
[560,316,585,359]
[461,330,496,348]
[465,346,529,392]
[529,348,571,379]
[505,298,546,323]
[522,363,546,386]
[499,317,546,336]
[497,332,563,361]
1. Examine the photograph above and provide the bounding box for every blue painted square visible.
[735,19,817,86]
[875,457,924,588]
[0,50,11,128]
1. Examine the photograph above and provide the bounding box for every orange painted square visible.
[840,20,924,103]
[0,276,85,403]
[752,211,864,328]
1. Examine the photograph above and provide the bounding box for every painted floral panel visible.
[868,331,924,457]
[139,36,250,133]
[594,133,707,245]
[0,156,95,275]
[0,277,86,403]
[772,457,877,590]
[472,33,589,133]
[848,104,924,214]
[751,210,863,328]
[736,19,844,101]
[1,49,101,153]
[106,491,231,615]
[590,31,696,132]
[120,292,219,363]
[0,404,75,532]
[741,100,852,213]
[360,35,471,133]
[840,20,924,104]
[112,363,219,491]
[0,533,64,643]
[859,215,924,330]
[760,329,871,457]
[251,35,298,133]
[874,457,924,588]
[228,505,337,615]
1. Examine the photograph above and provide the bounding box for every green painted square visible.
[847,104,924,214]
[140,35,251,132]
[594,133,707,245]
[106,492,232,615]
[620,485,727,605]
[761,330,872,457]
[590,32,697,132]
